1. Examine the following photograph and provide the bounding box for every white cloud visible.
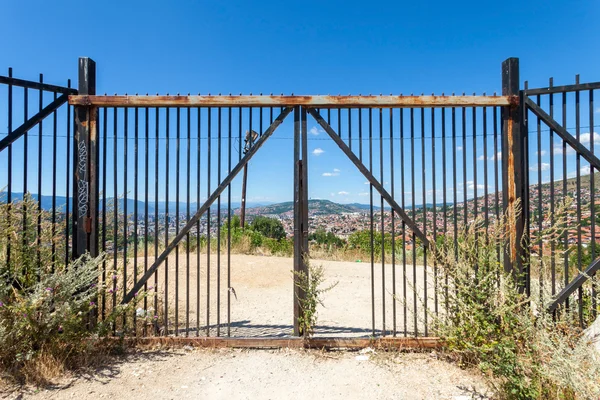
[310,126,323,135]
[322,169,340,177]
[477,155,485,161]
[466,180,485,191]
[595,107,600,114]
[330,192,335,197]
[312,148,325,156]
[338,191,349,195]
[364,181,370,185]
[537,150,547,156]
[567,165,592,178]
[457,146,463,152]
[358,192,369,196]
[530,162,550,172]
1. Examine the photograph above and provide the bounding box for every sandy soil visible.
[10,348,489,400]
[132,254,436,337]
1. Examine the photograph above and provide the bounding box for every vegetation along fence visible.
[1,57,599,339]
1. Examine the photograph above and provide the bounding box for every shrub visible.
[250,216,286,240]
[0,195,147,384]
[293,257,337,338]
[433,199,600,399]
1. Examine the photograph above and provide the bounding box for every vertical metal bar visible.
[73,58,97,259]
[301,107,309,307]
[494,106,500,269]
[293,106,302,336]
[379,108,386,335]
[52,92,57,269]
[442,107,448,313]
[483,106,489,245]
[431,108,437,317]
[154,108,160,329]
[112,108,118,333]
[217,107,222,337]
[421,108,428,336]
[196,107,202,336]
[144,107,149,333]
[359,109,363,162]
[206,107,211,336]
[37,73,43,274]
[501,58,526,284]
[473,107,478,226]
[164,107,170,335]
[462,107,467,229]
[123,108,128,331]
[133,107,139,334]
[576,75,583,327]
[369,108,375,336]
[100,107,106,319]
[348,108,352,151]
[563,91,569,311]
[400,108,407,337]
[410,107,417,336]
[227,107,232,337]
[536,94,543,303]
[549,79,556,296]
[590,88,597,318]
[452,107,458,265]
[390,108,396,336]
[175,108,180,336]
[6,68,12,273]
[186,108,191,336]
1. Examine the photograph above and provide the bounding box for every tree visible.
[250,216,286,240]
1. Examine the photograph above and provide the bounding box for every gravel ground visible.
[7,348,490,400]
[144,254,433,337]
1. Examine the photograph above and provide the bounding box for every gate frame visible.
[68,57,522,337]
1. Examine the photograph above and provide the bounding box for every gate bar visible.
[70,95,515,108]
[123,107,293,304]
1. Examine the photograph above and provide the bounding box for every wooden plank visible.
[118,336,443,349]
[69,94,514,108]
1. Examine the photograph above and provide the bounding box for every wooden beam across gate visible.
[69,94,516,108]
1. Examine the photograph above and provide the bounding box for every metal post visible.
[501,57,528,289]
[72,57,98,259]
[293,106,309,336]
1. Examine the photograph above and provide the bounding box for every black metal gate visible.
[2,56,599,340]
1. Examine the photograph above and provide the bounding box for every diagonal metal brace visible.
[525,97,600,171]
[547,256,600,313]
[0,93,69,152]
[307,108,429,246]
[123,107,293,304]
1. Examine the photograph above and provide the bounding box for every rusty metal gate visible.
[2,57,599,341]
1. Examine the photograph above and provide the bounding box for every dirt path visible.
[136,254,433,337]
[13,349,489,400]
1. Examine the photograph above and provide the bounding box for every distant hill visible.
[245,199,376,216]
[0,192,266,215]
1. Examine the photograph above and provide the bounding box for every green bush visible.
[434,200,600,399]
[0,195,147,384]
[309,228,345,248]
[250,216,286,240]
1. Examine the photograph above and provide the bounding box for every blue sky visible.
[1,1,600,206]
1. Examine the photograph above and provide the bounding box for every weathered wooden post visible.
[501,57,529,292]
[72,57,98,259]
